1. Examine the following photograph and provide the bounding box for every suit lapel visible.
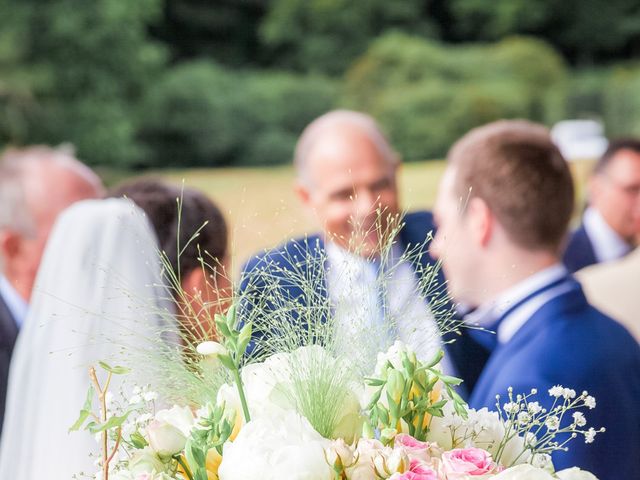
[472,281,585,403]
[0,293,18,349]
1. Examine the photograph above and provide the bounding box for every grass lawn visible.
[152,160,594,274]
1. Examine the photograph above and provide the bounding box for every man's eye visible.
[331,189,353,201]
[371,178,391,191]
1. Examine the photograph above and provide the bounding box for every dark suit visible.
[562,225,598,273]
[0,293,18,437]
[469,278,640,480]
[240,211,478,394]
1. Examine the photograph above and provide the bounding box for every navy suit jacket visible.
[240,211,480,393]
[469,279,640,479]
[562,225,598,273]
[0,293,18,438]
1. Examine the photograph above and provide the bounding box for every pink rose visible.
[390,459,439,480]
[395,434,438,462]
[441,448,498,478]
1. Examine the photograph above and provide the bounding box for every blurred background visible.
[1,0,637,259]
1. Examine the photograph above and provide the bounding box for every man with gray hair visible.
[0,145,103,436]
[240,110,462,378]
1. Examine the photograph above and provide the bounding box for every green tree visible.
[449,0,640,65]
[138,61,337,167]
[343,33,567,160]
[0,0,166,166]
[150,0,268,67]
[260,0,439,75]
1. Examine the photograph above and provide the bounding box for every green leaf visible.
[423,349,444,369]
[401,353,415,377]
[130,430,148,449]
[88,411,132,434]
[237,323,252,354]
[218,354,236,371]
[215,317,232,339]
[98,361,131,375]
[226,304,237,327]
[69,385,95,432]
[439,374,463,386]
[364,377,385,387]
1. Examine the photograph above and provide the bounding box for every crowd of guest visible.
[0,112,638,479]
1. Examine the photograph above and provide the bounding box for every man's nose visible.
[354,189,379,214]
[430,232,443,260]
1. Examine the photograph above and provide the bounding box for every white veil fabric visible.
[0,198,174,479]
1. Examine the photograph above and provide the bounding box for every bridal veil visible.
[0,198,173,479]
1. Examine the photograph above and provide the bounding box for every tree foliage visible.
[343,34,567,160]
[449,0,640,65]
[0,0,166,166]
[260,0,439,75]
[138,61,337,167]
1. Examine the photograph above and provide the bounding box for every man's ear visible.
[181,267,206,297]
[467,197,493,248]
[294,180,312,207]
[0,230,21,260]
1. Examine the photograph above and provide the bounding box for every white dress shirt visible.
[0,274,28,329]
[583,207,633,263]
[464,264,573,345]
[325,241,456,375]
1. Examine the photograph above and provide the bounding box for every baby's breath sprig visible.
[493,386,605,466]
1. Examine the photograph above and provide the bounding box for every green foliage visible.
[0,0,166,166]
[565,67,610,120]
[138,61,337,167]
[343,34,568,160]
[260,0,438,75]
[365,347,466,442]
[150,0,267,67]
[449,0,640,65]
[604,64,640,137]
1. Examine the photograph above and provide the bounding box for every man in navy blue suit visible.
[563,138,640,272]
[0,146,103,438]
[240,110,467,380]
[431,120,640,479]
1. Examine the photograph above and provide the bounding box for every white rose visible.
[491,464,555,480]
[146,420,186,458]
[556,467,599,480]
[426,407,531,467]
[345,438,385,480]
[217,410,333,480]
[154,405,195,437]
[127,447,167,476]
[146,405,195,457]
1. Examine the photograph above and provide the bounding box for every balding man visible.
[240,110,461,377]
[0,145,103,436]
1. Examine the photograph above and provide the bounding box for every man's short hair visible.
[293,110,399,186]
[594,137,640,174]
[109,178,228,276]
[0,145,101,235]
[448,120,574,252]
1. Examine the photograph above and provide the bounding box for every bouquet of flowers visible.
[73,218,602,480]
[74,307,601,480]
